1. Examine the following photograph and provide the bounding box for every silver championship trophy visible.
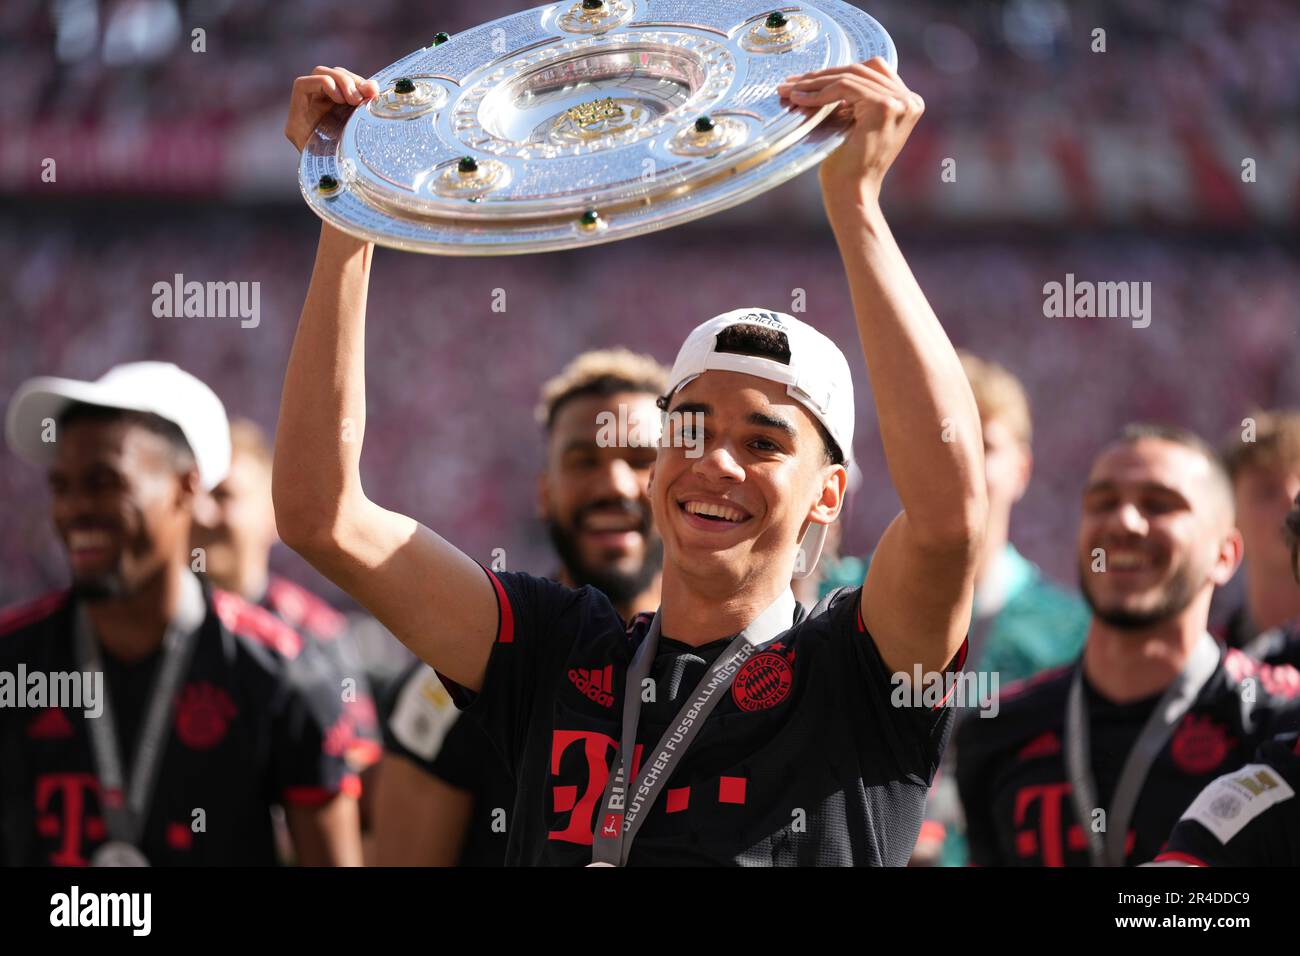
[298,0,895,254]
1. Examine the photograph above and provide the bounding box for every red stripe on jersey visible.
[951,637,969,673]
[1152,850,1208,867]
[283,774,361,806]
[484,567,514,644]
[266,576,346,638]
[212,589,303,659]
[0,591,69,638]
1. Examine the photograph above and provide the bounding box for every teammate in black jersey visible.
[1153,491,1300,866]
[191,419,382,795]
[1,362,360,865]
[958,426,1300,866]
[278,60,985,865]
[376,349,666,865]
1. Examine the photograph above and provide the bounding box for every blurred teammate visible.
[958,425,1300,866]
[916,351,1090,865]
[190,418,382,795]
[1153,491,1300,866]
[376,349,666,866]
[279,59,984,866]
[1,363,360,865]
[1218,410,1300,664]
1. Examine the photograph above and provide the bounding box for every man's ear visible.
[808,464,848,527]
[178,466,202,509]
[1210,528,1245,587]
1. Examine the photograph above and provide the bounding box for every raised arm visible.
[779,59,986,675]
[274,67,497,690]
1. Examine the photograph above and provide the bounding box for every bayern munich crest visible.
[298,0,895,255]
[732,650,793,712]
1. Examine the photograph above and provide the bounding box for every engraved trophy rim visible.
[298,0,896,256]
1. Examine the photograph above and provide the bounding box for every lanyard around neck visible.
[74,572,206,848]
[1064,631,1220,867]
[590,590,796,867]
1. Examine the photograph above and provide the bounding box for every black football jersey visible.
[1243,623,1300,671]
[1156,729,1300,866]
[435,569,964,866]
[956,650,1300,866]
[259,575,382,774]
[0,582,355,866]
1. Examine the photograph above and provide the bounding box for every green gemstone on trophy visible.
[582,0,605,9]
[765,11,788,29]
[318,174,339,192]
[580,210,601,228]
[432,32,451,45]
[394,78,416,94]
[458,157,478,174]
[694,115,716,133]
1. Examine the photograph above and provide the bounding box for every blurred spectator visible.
[1217,409,1300,663]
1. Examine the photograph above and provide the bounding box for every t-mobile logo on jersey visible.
[50,886,151,936]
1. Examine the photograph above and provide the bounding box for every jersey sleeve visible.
[839,587,967,782]
[271,640,360,806]
[434,568,587,778]
[430,711,496,793]
[1156,735,1300,866]
[384,660,462,773]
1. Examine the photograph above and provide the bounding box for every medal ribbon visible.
[591,589,796,867]
[74,572,206,851]
[1064,631,1220,866]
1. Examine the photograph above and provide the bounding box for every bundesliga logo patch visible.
[732,652,793,712]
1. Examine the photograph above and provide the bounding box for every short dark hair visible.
[536,349,668,432]
[706,323,844,466]
[57,402,196,472]
[1110,422,1233,514]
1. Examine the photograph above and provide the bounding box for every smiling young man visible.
[958,426,1300,867]
[277,58,986,865]
[376,349,666,866]
[1,363,361,866]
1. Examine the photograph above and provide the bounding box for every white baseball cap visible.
[664,307,856,578]
[5,361,231,491]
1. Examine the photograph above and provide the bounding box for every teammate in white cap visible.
[278,58,985,865]
[2,362,362,866]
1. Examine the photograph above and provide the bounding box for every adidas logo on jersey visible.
[568,665,615,708]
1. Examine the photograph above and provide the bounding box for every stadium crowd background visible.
[3,0,1298,631]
